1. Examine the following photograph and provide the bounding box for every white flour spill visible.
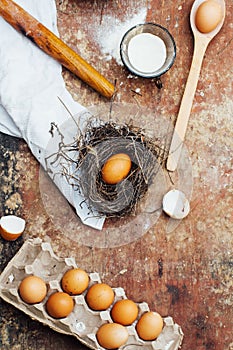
[127,33,167,73]
[93,8,147,65]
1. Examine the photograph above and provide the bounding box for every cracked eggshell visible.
[0,215,26,241]
[162,189,190,219]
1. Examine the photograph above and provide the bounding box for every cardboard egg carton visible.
[0,238,183,349]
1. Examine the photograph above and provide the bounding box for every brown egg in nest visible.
[101,153,132,185]
[79,134,157,217]
[49,119,162,218]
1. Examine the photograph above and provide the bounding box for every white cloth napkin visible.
[0,0,105,230]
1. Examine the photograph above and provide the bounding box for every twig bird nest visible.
[76,121,163,218]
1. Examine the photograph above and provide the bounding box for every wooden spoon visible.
[166,0,225,172]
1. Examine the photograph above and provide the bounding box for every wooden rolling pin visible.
[0,0,115,99]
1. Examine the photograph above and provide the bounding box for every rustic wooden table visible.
[0,0,232,349]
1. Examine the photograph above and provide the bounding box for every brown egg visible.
[46,292,74,318]
[136,311,164,340]
[195,0,222,33]
[96,323,129,349]
[111,299,139,325]
[19,275,47,304]
[101,153,132,185]
[86,283,114,311]
[61,268,89,295]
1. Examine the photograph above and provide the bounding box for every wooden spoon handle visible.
[0,0,115,99]
[166,38,209,171]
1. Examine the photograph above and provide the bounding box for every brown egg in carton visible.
[0,238,183,349]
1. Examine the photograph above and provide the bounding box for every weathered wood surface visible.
[0,0,232,349]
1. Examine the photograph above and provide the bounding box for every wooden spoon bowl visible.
[191,0,226,41]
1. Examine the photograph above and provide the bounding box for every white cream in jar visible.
[127,32,167,74]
